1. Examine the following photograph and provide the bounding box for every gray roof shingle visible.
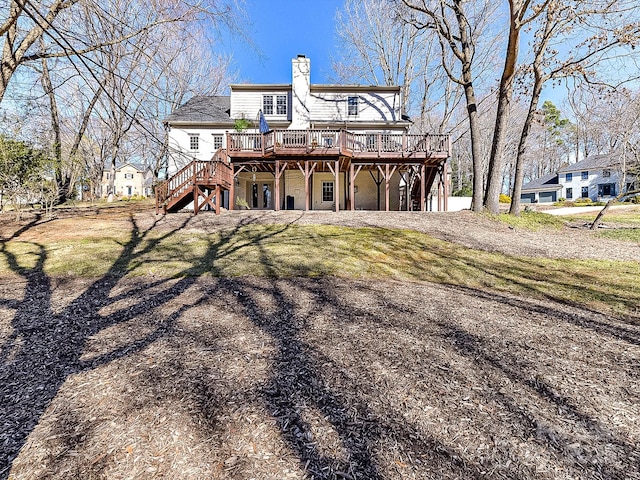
[521,172,561,191]
[557,154,617,173]
[164,96,232,124]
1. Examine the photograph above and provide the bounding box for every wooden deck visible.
[227,130,450,161]
[155,156,233,214]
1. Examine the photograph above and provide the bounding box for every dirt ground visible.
[1,205,639,479]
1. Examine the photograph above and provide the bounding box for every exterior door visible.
[249,182,273,209]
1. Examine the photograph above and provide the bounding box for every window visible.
[189,134,199,151]
[565,172,572,182]
[581,170,588,180]
[566,187,573,199]
[348,96,358,116]
[276,95,287,115]
[581,186,589,198]
[263,96,273,115]
[212,134,223,150]
[106,172,111,180]
[124,173,134,179]
[322,181,334,202]
[602,169,611,178]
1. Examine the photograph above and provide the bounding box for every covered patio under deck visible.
[227,129,451,212]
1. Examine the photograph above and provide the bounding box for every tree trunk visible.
[484,2,522,214]
[465,84,484,212]
[510,76,545,216]
[590,189,639,229]
[40,51,72,204]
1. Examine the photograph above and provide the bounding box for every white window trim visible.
[322,181,334,202]
[348,96,358,116]
[189,133,200,152]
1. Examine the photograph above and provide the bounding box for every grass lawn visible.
[2,218,639,319]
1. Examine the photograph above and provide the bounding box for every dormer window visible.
[348,96,358,116]
[263,96,273,115]
[276,95,287,115]
[263,95,287,115]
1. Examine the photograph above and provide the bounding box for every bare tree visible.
[483,0,552,214]
[401,0,502,212]
[509,0,640,215]
[0,0,242,103]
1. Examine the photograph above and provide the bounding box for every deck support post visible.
[193,186,199,215]
[420,164,426,212]
[274,160,281,211]
[215,184,221,214]
[444,161,449,212]
[349,163,355,211]
[385,164,390,211]
[349,163,363,211]
[229,166,235,211]
[335,159,340,212]
[327,160,341,212]
[438,171,443,212]
[297,160,317,211]
[375,164,397,212]
[304,161,310,210]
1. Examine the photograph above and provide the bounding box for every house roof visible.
[164,96,232,125]
[521,172,561,191]
[105,161,148,172]
[557,154,617,173]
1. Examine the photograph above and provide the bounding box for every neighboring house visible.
[520,172,562,204]
[101,162,153,198]
[162,55,451,213]
[522,154,637,203]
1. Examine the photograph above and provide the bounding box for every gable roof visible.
[105,161,148,172]
[521,172,561,191]
[164,96,232,125]
[557,154,617,173]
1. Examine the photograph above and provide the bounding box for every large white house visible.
[161,56,451,213]
[521,154,637,204]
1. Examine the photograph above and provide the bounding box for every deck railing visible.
[155,155,233,212]
[227,129,449,157]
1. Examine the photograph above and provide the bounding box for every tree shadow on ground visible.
[2,215,639,479]
[0,213,288,479]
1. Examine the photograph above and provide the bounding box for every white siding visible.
[167,127,229,176]
[230,90,291,124]
[560,168,623,201]
[308,91,402,125]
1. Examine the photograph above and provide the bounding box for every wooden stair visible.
[156,150,233,214]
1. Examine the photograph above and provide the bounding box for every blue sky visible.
[221,0,345,84]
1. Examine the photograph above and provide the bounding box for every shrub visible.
[575,197,592,204]
[499,193,511,203]
[236,197,250,209]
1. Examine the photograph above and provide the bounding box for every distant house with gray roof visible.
[521,154,637,203]
[520,172,562,204]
